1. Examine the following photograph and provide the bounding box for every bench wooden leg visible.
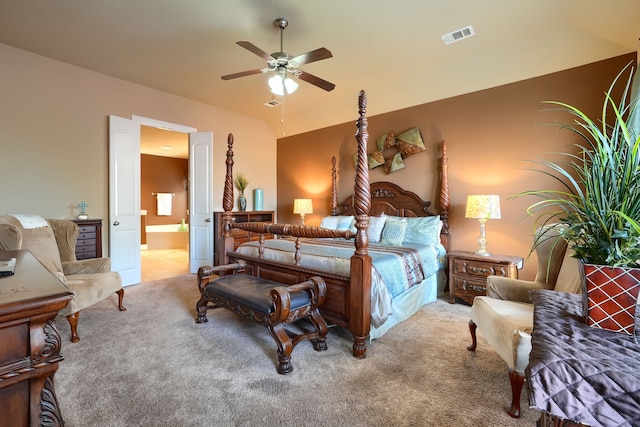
[268,323,294,375]
[309,308,328,351]
[195,295,210,324]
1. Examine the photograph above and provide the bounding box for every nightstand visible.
[448,250,523,305]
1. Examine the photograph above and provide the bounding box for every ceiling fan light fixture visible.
[268,74,298,96]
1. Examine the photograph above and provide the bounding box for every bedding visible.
[235,237,446,328]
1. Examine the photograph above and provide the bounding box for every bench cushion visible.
[204,274,310,314]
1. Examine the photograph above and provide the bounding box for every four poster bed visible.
[213,91,450,358]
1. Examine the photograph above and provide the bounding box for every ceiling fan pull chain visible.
[280,92,287,136]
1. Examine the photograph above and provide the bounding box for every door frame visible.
[132,116,198,275]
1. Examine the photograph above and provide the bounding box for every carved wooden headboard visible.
[330,141,450,250]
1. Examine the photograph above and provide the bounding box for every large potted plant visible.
[521,63,640,334]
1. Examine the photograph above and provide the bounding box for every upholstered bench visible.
[196,261,329,374]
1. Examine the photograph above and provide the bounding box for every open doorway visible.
[140,125,189,281]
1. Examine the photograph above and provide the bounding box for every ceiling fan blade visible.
[236,41,275,62]
[221,68,264,80]
[291,47,333,66]
[297,71,336,92]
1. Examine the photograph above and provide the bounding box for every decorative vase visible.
[254,188,264,211]
[238,192,247,212]
[582,263,640,335]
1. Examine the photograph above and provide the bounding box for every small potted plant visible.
[234,173,250,212]
[520,63,640,334]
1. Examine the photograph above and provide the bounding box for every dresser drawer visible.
[77,231,96,241]
[0,320,29,368]
[76,238,97,247]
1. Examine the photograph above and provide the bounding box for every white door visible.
[109,115,141,286]
[189,132,214,272]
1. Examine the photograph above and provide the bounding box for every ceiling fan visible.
[221,18,335,95]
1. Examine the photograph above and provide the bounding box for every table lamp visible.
[465,195,501,256]
[293,199,313,225]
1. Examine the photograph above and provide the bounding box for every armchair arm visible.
[62,257,111,275]
[486,275,550,303]
[0,223,22,251]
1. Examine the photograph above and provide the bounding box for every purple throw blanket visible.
[527,290,640,426]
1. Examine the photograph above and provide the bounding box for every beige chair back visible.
[532,225,569,287]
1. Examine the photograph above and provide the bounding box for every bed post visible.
[330,156,338,216]
[439,140,450,251]
[350,90,372,359]
[219,133,235,266]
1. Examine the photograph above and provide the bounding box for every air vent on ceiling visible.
[264,99,280,107]
[441,25,475,45]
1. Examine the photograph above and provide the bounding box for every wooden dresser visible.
[0,250,73,427]
[72,219,102,259]
[213,211,274,266]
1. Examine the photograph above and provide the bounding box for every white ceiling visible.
[1,0,639,159]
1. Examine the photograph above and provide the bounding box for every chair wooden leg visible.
[116,289,126,311]
[66,312,80,343]
[467,320,477,351]
[507,368,525,418]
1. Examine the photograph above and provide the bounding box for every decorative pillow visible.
[403,216,442,246]
[335,216,356,233]
[380,217,407,246]
[320,216,340,230]
[367,216,387,243]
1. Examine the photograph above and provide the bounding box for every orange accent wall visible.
[277,53,636,280]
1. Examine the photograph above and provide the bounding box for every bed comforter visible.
[234,238,446,327]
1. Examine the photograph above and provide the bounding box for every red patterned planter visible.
[583,263,640,335]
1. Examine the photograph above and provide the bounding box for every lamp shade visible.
[465,195,501,219]
[293,199,313,215]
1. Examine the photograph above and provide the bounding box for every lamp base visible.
[475,248,490,256]
[476,218,490,256]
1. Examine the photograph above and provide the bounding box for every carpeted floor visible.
[55,274,540,426]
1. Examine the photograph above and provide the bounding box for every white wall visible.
[0,43,277,254]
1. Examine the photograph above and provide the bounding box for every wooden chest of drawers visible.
[448,250,523,305]
[72,219,103,259]
[214,211,274,266]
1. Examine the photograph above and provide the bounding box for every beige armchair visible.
[467,225,582,418]
[0,214,125,342]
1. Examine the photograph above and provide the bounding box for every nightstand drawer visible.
[452,276,487,295]
[451,258,511,278]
